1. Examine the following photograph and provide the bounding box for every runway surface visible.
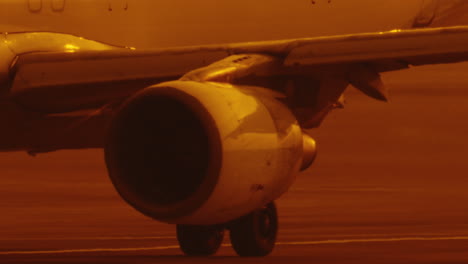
[1,63,468,263]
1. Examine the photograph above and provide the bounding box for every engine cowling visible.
[105,81,316,225]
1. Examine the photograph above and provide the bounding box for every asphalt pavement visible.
[1,63,468,263]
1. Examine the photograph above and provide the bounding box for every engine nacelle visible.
[105,81,316,225]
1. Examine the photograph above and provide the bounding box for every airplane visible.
[1,0,468,257]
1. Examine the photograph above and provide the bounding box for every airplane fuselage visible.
[0,0,456,48]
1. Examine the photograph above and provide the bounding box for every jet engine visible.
[105,81,316,225]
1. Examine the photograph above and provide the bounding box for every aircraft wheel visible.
[229,201,278,257]
[176,224,224,256]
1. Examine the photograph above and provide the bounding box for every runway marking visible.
[1,236,176,241]
[277,236,468,245]
[2,236,468,255]
[0,245,180,255]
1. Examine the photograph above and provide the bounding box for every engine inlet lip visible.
[105,85,223,223]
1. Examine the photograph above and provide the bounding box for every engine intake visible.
[105,81,316,225]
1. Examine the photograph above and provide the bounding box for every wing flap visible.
[11,49,229,112]
[285,26,468,67]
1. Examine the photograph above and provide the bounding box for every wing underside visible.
[7,26,468,113]
[3,26,468,153]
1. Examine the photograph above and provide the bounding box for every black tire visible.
[176,224,224,256]
[229,202,278,257]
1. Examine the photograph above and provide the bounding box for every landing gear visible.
[229,202,278,257]
[176,224,224,256]
[176,201,278,257]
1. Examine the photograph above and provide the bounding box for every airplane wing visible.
[3,26,468,153]
[7,26,468,113]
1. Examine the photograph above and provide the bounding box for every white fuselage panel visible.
[0,0,428,48]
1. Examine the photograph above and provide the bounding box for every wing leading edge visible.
[6,26,468,114]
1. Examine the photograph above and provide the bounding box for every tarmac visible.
[1,62,468,263]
